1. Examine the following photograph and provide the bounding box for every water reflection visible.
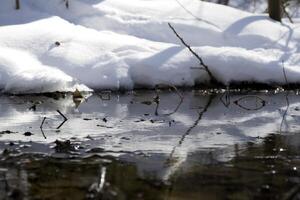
[0,91,299,153]
[0,90,299,199]
[0,133,299,199]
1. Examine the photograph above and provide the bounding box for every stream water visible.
[0,90,299,199]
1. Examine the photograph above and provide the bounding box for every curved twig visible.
[154,84,184,116]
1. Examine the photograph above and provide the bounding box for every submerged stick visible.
[168,23,218,83]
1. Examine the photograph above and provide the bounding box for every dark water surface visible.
[0,90,299,199]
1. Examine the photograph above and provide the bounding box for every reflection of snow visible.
[0,92,296,150]
[0,91,299,179]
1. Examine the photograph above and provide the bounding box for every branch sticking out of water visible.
[40,117,47,139]
[56,110,68,129]
[168,23,218,83]
[40,117,47,129]
[57,110,67,121]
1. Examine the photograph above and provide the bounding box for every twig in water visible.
[168,23,218,83]
[57,110,67,121]
[154,84,184,116]
[56,110,68,129]
[40,117,47,139]
[40,117,47,129]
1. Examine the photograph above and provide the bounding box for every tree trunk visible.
[15,0,20,10]
[268,0,282,22]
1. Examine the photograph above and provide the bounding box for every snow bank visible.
[1,0,300,93]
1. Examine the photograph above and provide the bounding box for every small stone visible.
[24,131,33,136]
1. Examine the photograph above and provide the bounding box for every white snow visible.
[1,0,300,93]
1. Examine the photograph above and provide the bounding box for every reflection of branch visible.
[40,117,47,139]
[154,84,184,116]
[168,23,218,83]
[280,62,290,134]
[166,95,214,164]
[56,110,68,129]
[280,93,290,133]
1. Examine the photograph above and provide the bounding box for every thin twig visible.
[282,3,294,23]
[174,0,220,29]
[282,61,288,84]
[155,84,183,99]
[40,117,47,139]
[40,117,47,129]
[168,23,217,83]
[56,110,68,129]
[154,84,184,116]
[57,110,67,121]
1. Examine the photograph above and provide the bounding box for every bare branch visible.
[282,3,293,23]
[168,23,218,83]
